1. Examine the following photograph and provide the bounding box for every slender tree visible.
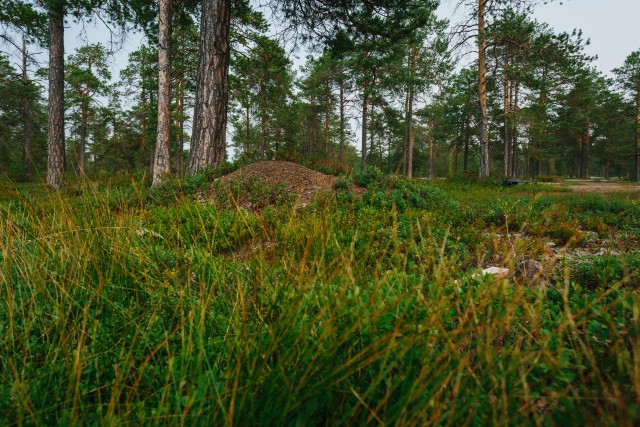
[152,0,173,186]
[613,50,640,181]
[65,43,111,176]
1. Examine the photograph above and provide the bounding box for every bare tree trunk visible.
[22,37,32,179]
[463,105,471,173]
[177,76,185,177]
[79,104,87,176]
[324,78,330,157]
[478,0,490,178]
[407,45,416,180]
[91,111,98,174]
[140,90,148,152]
[429,121,436,180]
[370,104,377,168]
[339,73,345,164]
[407,93,415,179]
[503,48,510,178]
[454,126,461,175]
[361,81,369,170]
[260,112,266,158]
[402,90,409,177]
[47,3,65,188]
[311,113,316,155]
[635,86,640,181]
[576,135,583,178]
[188,0,231,175]
[245,105,250,155]
[583,113,590,178]
[152,0,172,186]
[511,81,519,177]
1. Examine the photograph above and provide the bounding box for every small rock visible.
[480,266,510,280]
[523,259,543,281]
[135,228,164,239]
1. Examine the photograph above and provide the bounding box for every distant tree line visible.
[1,0,639,184]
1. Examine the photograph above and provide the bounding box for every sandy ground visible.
[560,180,640,193]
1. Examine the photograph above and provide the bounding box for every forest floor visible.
[558,180,640,193]
[0,171,639,425]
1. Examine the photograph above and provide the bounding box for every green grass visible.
[0,175,639,425]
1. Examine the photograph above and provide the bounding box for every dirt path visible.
[561,181,640,194]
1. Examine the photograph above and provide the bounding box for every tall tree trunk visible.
[511,81,519,177]
[402,90,409,177]
[635,86,640,182]
[311,113,316,155]
[478,0,489,178]
[152,0,172,186]
[454,124,461,175]
[407,46,416,180]
[576,135,583,178]
[22,37,32,179]
[429,120,436,180]
[46,3,65,188]
[583,113,590,178]
[177,76,185,178]
[91,111,97,174]
[463,102,471,173]
[370,105,377,168]
[141,91,147,152]
[339,72,345,164]
[324,78,330,157]
[188,0,231,174]
[260,112,266,158]
[503,47,510,178]
[245,105,250,155]
[361,81,369,170]
[79,103,87,176]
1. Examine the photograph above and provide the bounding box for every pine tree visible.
[613,50,640,181]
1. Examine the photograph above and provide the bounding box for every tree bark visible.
[635,86,640,182]
[339,73,345,164]
[47,3,65,188]
[463,100,471,173]
[324,78,330,157]
[576,135,582,178]
[22,37,32,179]
[429,120,436,180]
[79,103,87,176]
[503,47,510,178]
[361,82,369,170]
[152,0,172,186]
[177,76,185,178]
[402,90,409,177]
[245,105,250,155]
[583,113,590,178]
[407,46,416,180]
[511,81,519,177]
[478,0,490,178]
[260,111,266,158]
[188,0,231,175]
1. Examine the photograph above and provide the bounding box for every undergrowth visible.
[0,174,639,425]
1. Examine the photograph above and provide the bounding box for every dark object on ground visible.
[501,178,529,187]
